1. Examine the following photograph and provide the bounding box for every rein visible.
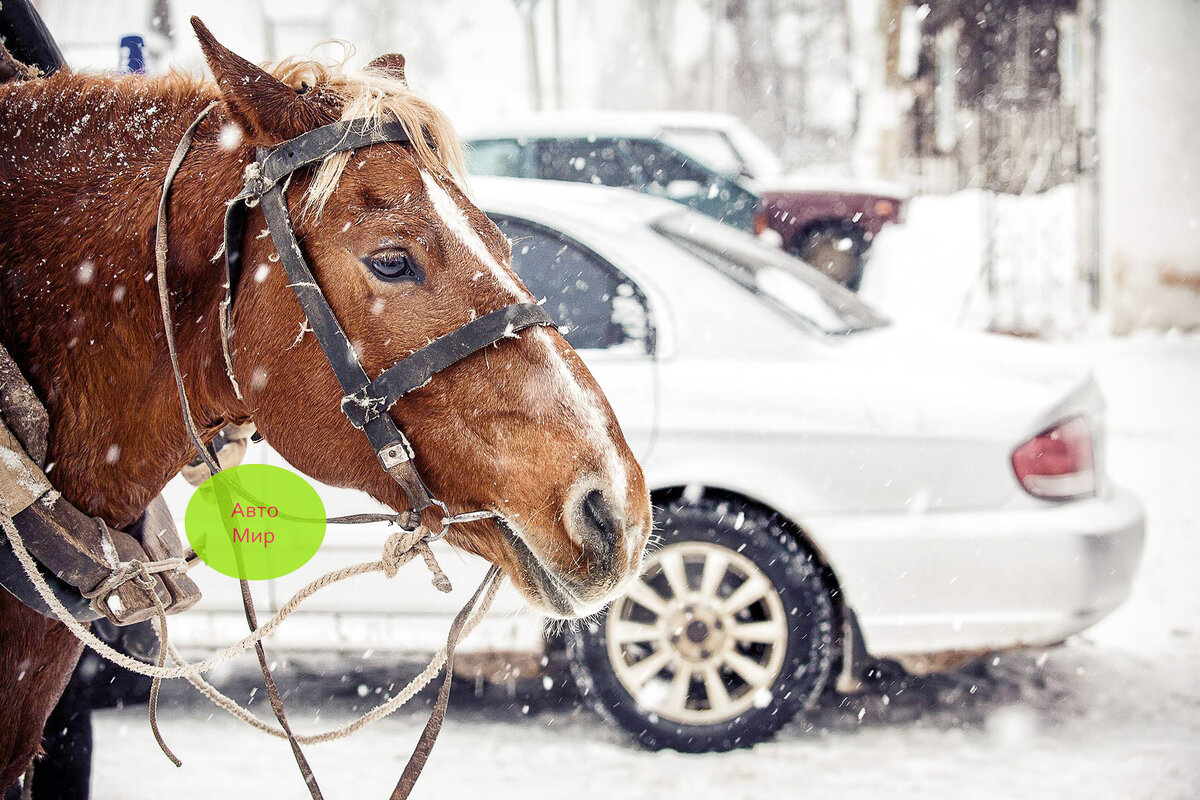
[148,103,553,798]
[0,103,552,796]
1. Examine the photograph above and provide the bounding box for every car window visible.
[466,139,525,177]
[535,139,634,188]
[492,216,652,353]
[625,139,713,188]
[653,211,888,335]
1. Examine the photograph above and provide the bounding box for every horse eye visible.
[363,250,423,283]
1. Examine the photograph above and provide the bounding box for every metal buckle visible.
[377,442,414,469]
[423,499,496,542]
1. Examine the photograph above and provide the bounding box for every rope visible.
[154,99,221,475]
[167,572,502,744]
[0,511,499,741]
[0,515,450,679]
[144,572,181,767]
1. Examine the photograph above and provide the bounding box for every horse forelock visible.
[262,55,469,221]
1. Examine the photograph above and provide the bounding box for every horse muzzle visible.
[496,487,651,619]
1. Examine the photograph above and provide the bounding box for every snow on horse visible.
[0,18,651,787]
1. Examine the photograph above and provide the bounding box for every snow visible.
[90,334,1200,799]
[860,186,1087,336]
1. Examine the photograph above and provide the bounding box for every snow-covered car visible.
[463,111,908,289]
[165,178,1143,753]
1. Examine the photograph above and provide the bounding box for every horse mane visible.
[265,52,469,219]
[0,48,466,223]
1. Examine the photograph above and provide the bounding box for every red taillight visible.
[873,199,897,217]
[753,210,768,236]
[1011,417,1095,500]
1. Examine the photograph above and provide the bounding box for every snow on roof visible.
[472,177,681,234]
[461,110,752,142]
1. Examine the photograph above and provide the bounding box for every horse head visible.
[192,20,651,617]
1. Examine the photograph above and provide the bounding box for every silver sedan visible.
[166,177,1143,753]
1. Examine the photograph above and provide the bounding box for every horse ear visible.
[366,53,407,85]
[191,16,331,141]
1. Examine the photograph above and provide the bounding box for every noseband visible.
[187,113,555,531]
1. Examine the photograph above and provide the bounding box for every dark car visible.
[464,112,907,289]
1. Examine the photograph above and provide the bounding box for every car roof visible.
[461,111,750,142]
[470,176,683,235]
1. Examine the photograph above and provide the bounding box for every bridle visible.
[168,107,555,534]
[152,104,556,799]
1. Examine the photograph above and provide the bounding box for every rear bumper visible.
[808,487,1145,657]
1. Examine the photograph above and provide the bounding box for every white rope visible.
[169,573,502,744]
[0,512,500,742]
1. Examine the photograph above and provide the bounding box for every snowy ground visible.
[92,334,1200,799]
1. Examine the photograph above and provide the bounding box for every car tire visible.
[569,496,836,752]
[792,223,868,290]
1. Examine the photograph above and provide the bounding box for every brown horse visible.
[0,19,651,786]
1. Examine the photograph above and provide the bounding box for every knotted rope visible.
[0,512,500,746]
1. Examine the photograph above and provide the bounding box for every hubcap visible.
[605,540,788,725]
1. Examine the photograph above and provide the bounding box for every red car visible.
[464,112,907,289]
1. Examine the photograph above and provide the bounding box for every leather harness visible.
[0,107,556,798]
[220,117,555,525]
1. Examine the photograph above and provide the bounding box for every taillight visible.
[753,210,768,236]
[1011,417,1095,500]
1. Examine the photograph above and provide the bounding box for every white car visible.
[166,178,1143,753]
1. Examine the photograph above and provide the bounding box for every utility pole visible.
[516,0,543,111]
[551,0,563,110]
[1077,0,1102,311]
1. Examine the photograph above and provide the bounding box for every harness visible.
[0,104,557,799]
[0,342,201,626]
[215,114,554,527]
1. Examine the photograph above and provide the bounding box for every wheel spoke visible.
[658,549,690,599]
[623,577,667,616]
[698,549,729,601]
[702,664,733,715]
[722,650,770,688]
[609,619,663,645]
[626,647,674,688]
[666,665,693,712]
[728,620,785,646]
[720,574,770,615]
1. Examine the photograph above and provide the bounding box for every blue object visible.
[120,34,145,73]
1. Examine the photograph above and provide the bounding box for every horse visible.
[0,17,651,788]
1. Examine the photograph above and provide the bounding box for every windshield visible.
[659,129,746,177]
[661,123,784,181]
[652,212,888,335]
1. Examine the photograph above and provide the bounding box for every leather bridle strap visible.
[340,302,555,430]
[207,114,552,799]
[236,120,554,520]
[391,565,501,799]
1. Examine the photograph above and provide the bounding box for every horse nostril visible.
[581,489,620,541]
[574,489,626,573]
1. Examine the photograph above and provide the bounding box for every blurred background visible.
[12,2,1200,799]
[37,0,1200,337]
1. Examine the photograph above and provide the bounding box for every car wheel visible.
[569,497,836,752]
[793,223,867,290]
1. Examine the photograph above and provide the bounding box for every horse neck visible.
[0,72,249,527]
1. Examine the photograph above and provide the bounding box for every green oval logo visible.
[185,464,326,580]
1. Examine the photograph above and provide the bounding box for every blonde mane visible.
[265,53,469,219]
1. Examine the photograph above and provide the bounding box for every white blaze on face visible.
[421,172,528,300]
[420,171,630,512]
